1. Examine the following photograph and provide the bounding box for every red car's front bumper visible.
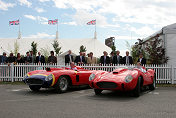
[90,79,138,91]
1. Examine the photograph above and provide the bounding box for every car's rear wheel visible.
[133,77,141,97]
[149,74,156,90]
[94,89,103,95]
[55,76,69,93]
[29,85,41,91]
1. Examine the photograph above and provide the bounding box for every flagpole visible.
[56,19,58,39]
[18,18,21,39]
[94,19,97,39]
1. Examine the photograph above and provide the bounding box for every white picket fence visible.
[0,63,175,84]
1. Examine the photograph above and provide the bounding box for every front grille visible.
[26,78,43,85]
[96,82,117,89]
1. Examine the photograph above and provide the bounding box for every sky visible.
[1,0,176,56]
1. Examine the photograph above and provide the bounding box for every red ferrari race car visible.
[23,66,93,93]
[89,66,156,97]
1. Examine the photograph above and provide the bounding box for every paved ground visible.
[0,85,176,118]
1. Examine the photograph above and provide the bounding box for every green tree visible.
[111,45,116,54]
[14,40,20,56]
[40,46,50,62]
[145,36,168,64]
[31,41,37,56]
[52,39,62,56]
[80,45,87,52]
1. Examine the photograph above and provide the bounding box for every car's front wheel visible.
[133,77,141,97]
[55,76,69,93]
[94,89,103,95]
[29,85,41,91]
[149,74,156,90]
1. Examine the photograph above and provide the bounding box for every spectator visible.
[113,50,122,64]
[48,51,57,64]
[137,53,146,65]
[110,52,114,64]
[36,52,45,64]
[24,52,32,64]
[100,51,110,65]
[74,51,86,64]
[123,51,133,65]
[65,50,73,65]
[0,52,8,64]
[16,53,24,63]
[87,52,97,64]
[7,53,16,63]
[30,51,35,63]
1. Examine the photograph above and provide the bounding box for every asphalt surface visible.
[0,85,176,118]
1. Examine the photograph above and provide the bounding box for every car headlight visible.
[89,73,95,81]
[125,75,133,83]
[45,74,53,81]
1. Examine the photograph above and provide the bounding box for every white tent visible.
[0,38,111,63]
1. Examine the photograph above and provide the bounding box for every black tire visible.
[133,77,141,97]
[94,89,103,95]
[149,74,156,90]
[29,85,41,91]
[55,76,69,93]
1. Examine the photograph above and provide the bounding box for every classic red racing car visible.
[89,66,156,97]
[23,66,93,93]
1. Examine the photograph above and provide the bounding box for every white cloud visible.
[39,0,50,2]
[18,0,32,7]
[35,7,45,13]
[62,21,77,26]
[52,0,99,11]
[130,26,155,37]
[24,14,36,20]
[24,15,48,24]
[24,32,55,38]
[115,35,143,41]
[0,0,15,11]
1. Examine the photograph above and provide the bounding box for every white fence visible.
[0,63,175,84]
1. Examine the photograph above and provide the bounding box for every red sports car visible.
[23,66,93,93]
[89,66,156,97]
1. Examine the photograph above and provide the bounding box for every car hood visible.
[95,69,137,82]
[27,70,54,76]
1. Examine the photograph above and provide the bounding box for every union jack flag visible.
[48,19,58,25]
[9,20,20,25]
[87,20,96,25]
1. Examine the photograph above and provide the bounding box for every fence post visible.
[11,63,14,82]
[171,65,174,84]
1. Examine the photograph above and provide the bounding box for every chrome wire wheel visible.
[59,77,68,91]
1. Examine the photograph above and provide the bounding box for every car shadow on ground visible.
[17,85,91,96]
[87,89,153,101]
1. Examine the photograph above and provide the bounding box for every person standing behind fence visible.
[110,52,114,64]
[65,50,73,65]
[30,51,35,63]
[113,50,122,65]
[0,52,8,64]
[16,53,24,63]
[36,52,45,64]
[7,53,16,64]
[74,51,86,64]
[122,51,133,65]
[137,53,146,65]
[87,52,97,64]
[24,52,32,64]
[48,51,57,64]
[100,51,110,65]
